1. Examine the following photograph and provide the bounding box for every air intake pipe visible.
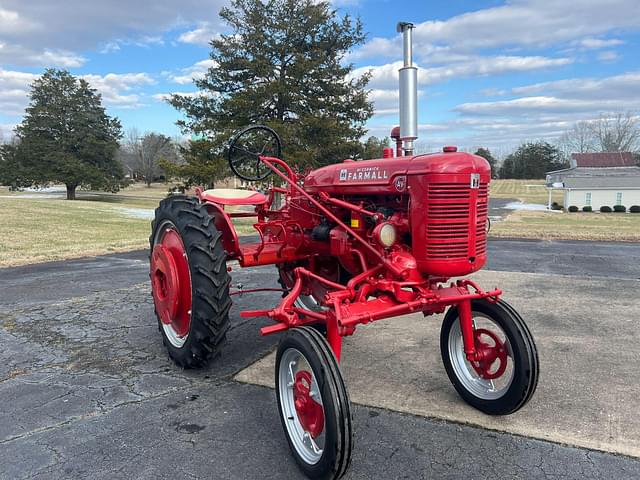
[397,22,418,156]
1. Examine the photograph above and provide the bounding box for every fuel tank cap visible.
[443,146,457,153]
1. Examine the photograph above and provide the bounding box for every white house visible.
[546,153,640,210]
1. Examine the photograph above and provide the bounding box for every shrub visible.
[568,205,579,212]
[613,205,626,213]
[582,206,592,212]
[600,206,612,213]
[551,202,563,211]
[630,205,640,213]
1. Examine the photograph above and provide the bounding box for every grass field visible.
[0,197,152,266]
[491,210,640,241]
[0,184,256,267]
[490,179,563,204]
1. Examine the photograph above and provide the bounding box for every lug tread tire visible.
[440,299,539,415]
[275,327,353,480]
[150,195,231,368]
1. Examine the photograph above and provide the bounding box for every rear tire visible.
[275,327,353,480]
[150,195,231,368]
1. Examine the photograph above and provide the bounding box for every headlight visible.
[373,222,397,248]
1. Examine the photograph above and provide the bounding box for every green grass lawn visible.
[0,197,152,266]
[490,179,563,205]
[0,183,256,267]
[491,210,640,241]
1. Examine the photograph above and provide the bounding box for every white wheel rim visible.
[278,348,325,465]
[152,219,190,348]
[448,314,515,400]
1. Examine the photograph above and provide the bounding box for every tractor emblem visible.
[470,173,480,189]
[339,169,348,181]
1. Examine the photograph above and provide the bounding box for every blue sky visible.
[1,0,639,155]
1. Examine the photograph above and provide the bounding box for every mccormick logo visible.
[338,166,389,182]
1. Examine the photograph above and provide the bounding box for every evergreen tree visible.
[169,0,372,176]
[499,142,567,179]
[473,147,497,177]
[361,136,389,160]
[1,69,124,199]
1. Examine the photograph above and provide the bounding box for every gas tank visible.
[303,152,490,195]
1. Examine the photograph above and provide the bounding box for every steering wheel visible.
[227,125,282,181]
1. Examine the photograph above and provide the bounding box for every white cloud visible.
[178,23,220,46]
[0,69,156,120]
[0,0,228,66]
[81,73,156,108]
[168,59,217,84]
[367,89,427,116]
[510,71,640,100]
[0,44,85,67]
[0,69,38,116]
[575,37,624,49]
[353,55,572,91]
[597,50,620,62]
[0,7,36,34]
[446,71,640,149]
[0,123,17,141]
[352,0,640,62]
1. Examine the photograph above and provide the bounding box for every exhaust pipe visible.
[397,22,417,156]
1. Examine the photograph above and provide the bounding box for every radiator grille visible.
[426,182,488,259]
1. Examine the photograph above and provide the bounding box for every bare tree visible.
[122,129,176,186]
[558,120,595,155]
[591,112,640,152]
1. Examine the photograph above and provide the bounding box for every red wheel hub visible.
[471,328,508,380]
[293,371,324,438]
[151,227,192,338]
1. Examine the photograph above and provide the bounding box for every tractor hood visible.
[303,151,491,195]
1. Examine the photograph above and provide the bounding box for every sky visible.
[1,0,640,155]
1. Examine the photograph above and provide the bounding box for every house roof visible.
[546,166,640,189]
[571,152,636,168]
[549,166,640,177]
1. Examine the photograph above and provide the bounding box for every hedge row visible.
[566,205,640,213]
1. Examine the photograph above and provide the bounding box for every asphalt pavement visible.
[1,239,640,479]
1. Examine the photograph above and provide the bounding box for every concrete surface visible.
[1,239,640,479]
[237,269,640,457]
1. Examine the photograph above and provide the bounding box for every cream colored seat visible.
[200,188,267,206]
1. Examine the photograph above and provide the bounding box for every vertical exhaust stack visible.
[397,22,418,156]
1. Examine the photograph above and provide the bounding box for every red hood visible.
[303,152,491,194]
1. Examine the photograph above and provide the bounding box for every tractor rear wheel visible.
[440,299,539,415]
[275,327,353,480]
[150,195,231,368]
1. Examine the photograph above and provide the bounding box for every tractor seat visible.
[200,188,267,206]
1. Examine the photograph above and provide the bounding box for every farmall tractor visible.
[150,22,538,480]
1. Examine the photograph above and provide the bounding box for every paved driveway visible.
[1,240,639,479]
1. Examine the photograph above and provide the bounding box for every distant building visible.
[545,153,640,210]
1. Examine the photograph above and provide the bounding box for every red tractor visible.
[149,22,538,480]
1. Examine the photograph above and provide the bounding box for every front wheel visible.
[440,299,539,415]
[275,327,353,480]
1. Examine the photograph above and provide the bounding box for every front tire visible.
[275,327,353,480]
[440,299,539,415]
[150,196,232,368]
